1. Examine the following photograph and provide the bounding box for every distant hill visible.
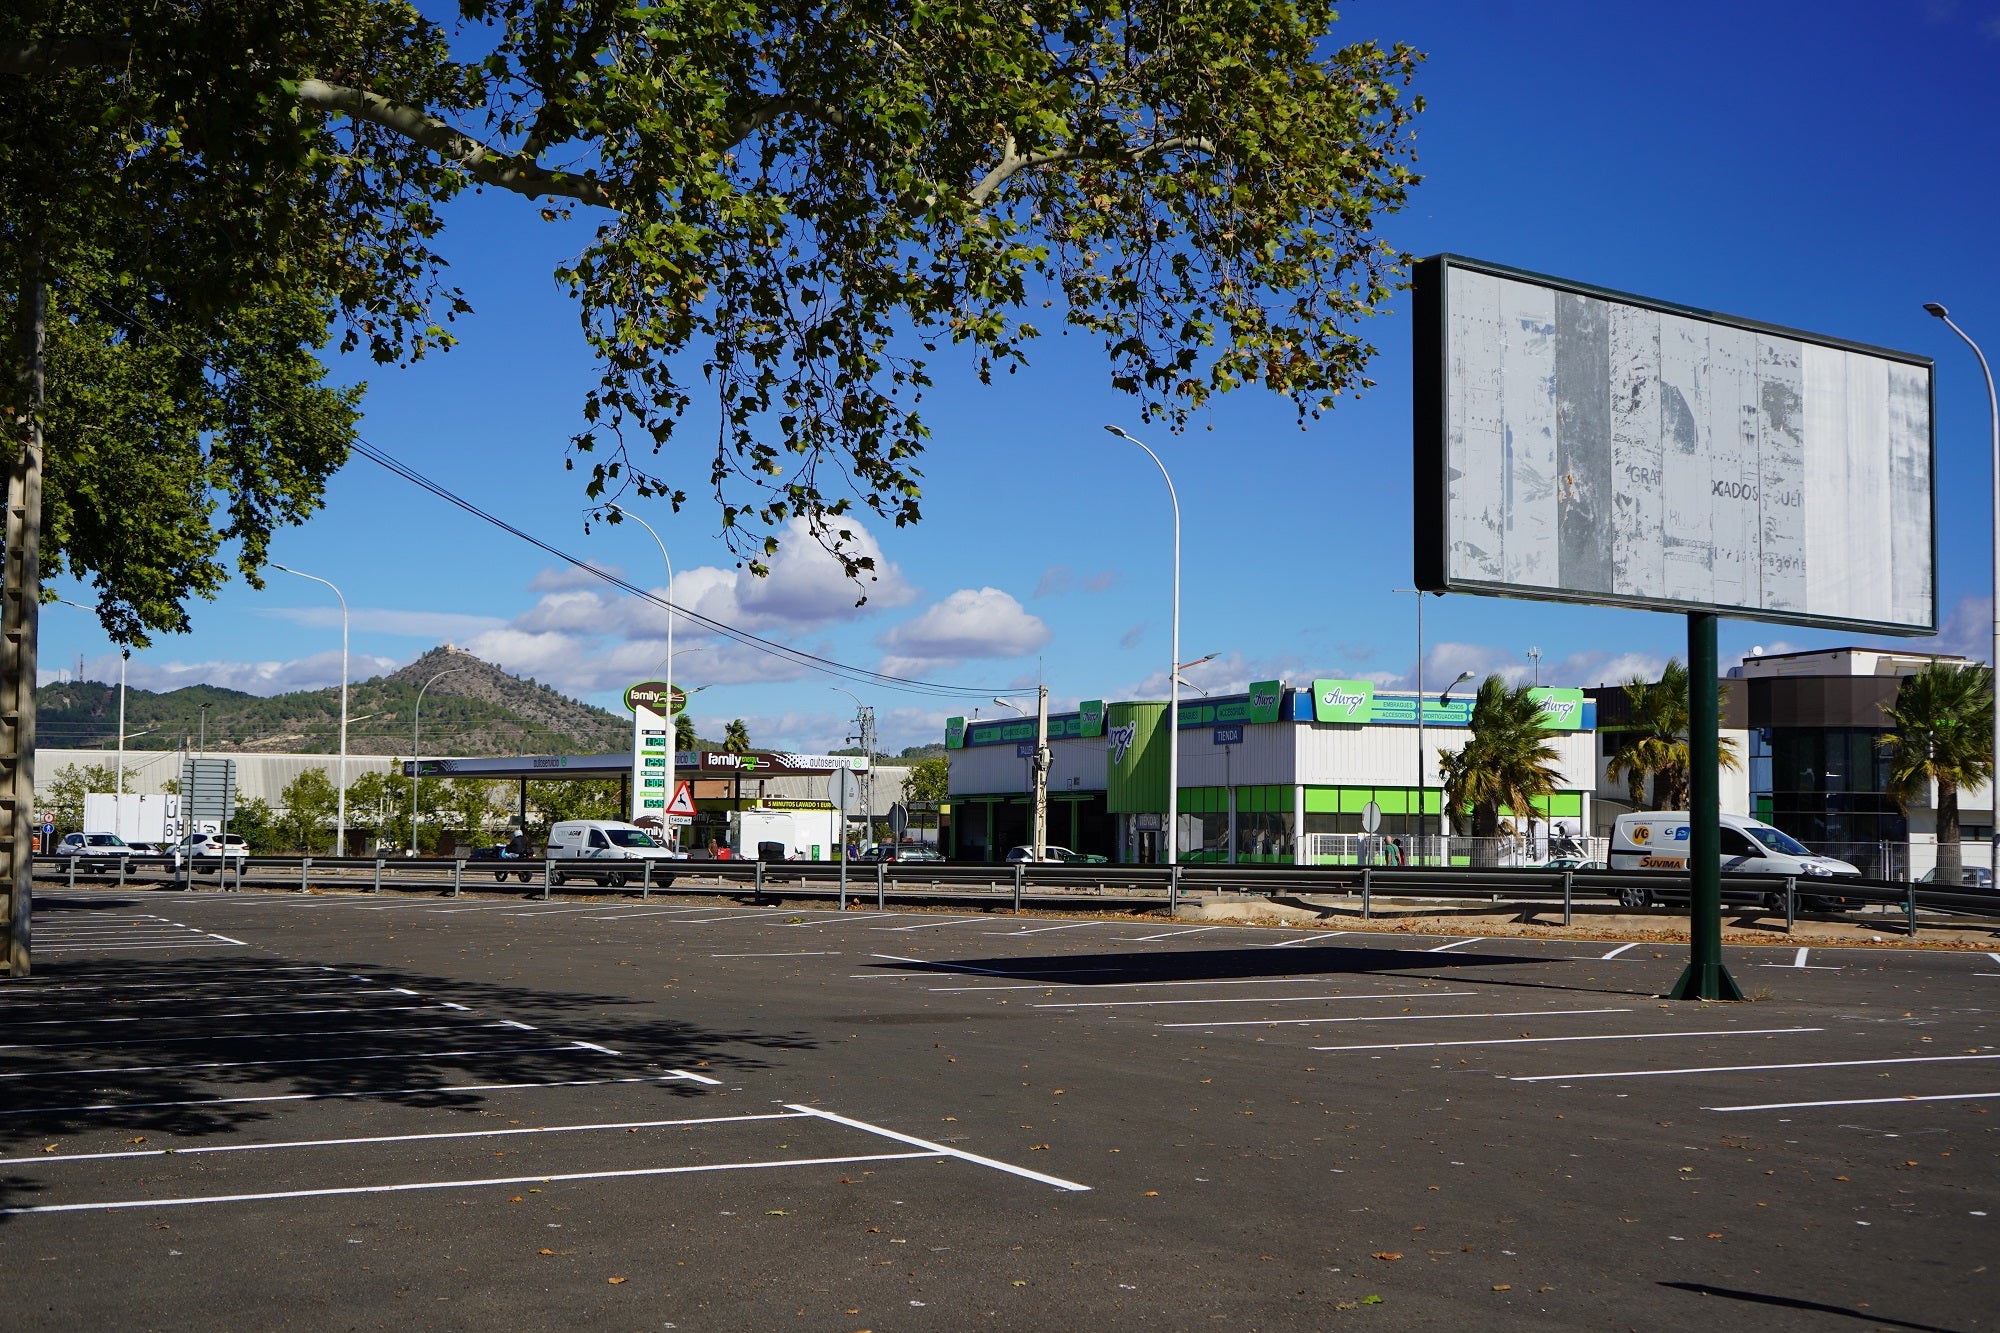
[34,645,688,757]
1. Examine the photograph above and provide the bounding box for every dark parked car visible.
[1917,866,1995,891]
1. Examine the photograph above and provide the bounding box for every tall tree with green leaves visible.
[674,712,698,753]
[723,720,753,756]
[905,755,949,806]
[276,767,340,854]
[1438,675,1563,866]
[39,762,120,833]
[1878,660,1995,886]
[5,1,1424,631]
[1603,658,1740,811]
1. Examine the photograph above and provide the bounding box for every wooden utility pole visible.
[3,251,45,975]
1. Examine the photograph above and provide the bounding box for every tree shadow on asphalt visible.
[1660,1282,1965,1333]
[0,951,815,1220]
[869,943,1665,999]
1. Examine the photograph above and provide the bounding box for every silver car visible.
[54,831,134,871]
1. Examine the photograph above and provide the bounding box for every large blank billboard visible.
[1414,255,1935,634]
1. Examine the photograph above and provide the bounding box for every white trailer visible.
[729,808,842,861]
[81,793,193,843]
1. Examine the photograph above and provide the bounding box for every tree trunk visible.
[1471,800,1498,867]
[3,248,44,975]
[1935,774,1963,884]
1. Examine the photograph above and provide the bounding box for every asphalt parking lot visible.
[2,888,1994,1331]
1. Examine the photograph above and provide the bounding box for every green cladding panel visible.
[1077,700,1106,737]
[1105,702,1168,814]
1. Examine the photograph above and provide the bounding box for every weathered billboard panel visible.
[1414,255,1935,634]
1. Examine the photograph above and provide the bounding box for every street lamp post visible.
[412,667,467,855]
[607,503,678,835]
[831,686,877,856]
[54,598,134,808]
[1924,303,2000,881]
[271,564,349,856]
[1105,426,1184,879]
[1394,589,1452,857]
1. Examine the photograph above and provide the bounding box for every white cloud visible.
[263,607,508,638]
[529,563,624,593]
[878,588,1050,663]
[103,649,403,696]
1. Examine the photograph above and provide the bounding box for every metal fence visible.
[1303,833,1609,869]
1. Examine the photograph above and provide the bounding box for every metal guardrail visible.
[30,854,2000,933]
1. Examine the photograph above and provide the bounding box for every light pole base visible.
[1666,961,1745,1002]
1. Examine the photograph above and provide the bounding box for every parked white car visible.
[171,832,250,869]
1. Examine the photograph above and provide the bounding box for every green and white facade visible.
[946,681,1600,864]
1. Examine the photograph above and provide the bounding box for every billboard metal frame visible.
[1413,252,1938,636]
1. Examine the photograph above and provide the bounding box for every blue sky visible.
[41,1,2000,756]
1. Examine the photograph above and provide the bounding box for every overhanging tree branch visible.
[966,132,1215,208]
[294,79,615,209]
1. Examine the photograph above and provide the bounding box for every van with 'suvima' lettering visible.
[1608,811,1859,911]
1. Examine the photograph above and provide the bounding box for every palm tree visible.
[1878,660,1994,886]
[722,719,752,755]
[674,712,697,752]
[1603,658,1740,810]
[1438,675,1563,865]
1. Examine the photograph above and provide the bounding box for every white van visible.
[544,820,686,888]
[1609,811,1858,908]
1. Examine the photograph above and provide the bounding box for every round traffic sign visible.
[1360,800,1382,834]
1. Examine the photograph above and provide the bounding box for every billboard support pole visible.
[1670,612,1743,1001]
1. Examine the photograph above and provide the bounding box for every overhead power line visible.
[77,288,1038,702]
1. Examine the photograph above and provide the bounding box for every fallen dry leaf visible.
[1372,1252,1404,1262]
[537,1249,555,1256]
[1492,1284,1512,1292]
[1029,1144,1050,1151]
[1143,1191,1159,1198]
[607,1276,627,1285]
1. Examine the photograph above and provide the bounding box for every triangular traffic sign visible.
[665,780,697,816]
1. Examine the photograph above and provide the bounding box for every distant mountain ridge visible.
[36,645,643,757]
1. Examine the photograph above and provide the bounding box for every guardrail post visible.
[1562,870,1573,928]
[876,861,886,911]
[640,859,651,900]
[452,858,464,898]
[372,857,384,894]
[66,855,76,889]
[1784,877,1795,933]
[1012,863,1023,913]
[299,856,311,894]
[116,856,126,889]
[542,859,554,900]
[1906,881,1917,938]
[1169,864,1180,914]
[1361,866,1372,920]
[754,859,765,903]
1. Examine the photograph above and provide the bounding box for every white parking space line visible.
[1312,1025,1822,1053]
[38,942,248,952]
[0,1042,607,1082]
[710,951,842,958]
[0,1021,515,1052]
[1161,1006,1631,1029]
[1039,991,1479,1010]
[1707,1091,2000,1112]
[788,1104,1090,1192]
[582,908,741,920]
[0,966,334,987]
[1421,938,1487,954]
[0,1113,809,1166]
[927,976,1407,994]
[1600,943,1642,960]
[1,988,406,1009]
[0,1004,452,1028]
[0,1073,706,1118]
[0,1151,940,1216]
[1111,927,1226,943]
[874,918,994,932]
[990,922,1109,936]
[778,913,902,927]
[1511,1053,2000,1083]
[1270,934,1344,947]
